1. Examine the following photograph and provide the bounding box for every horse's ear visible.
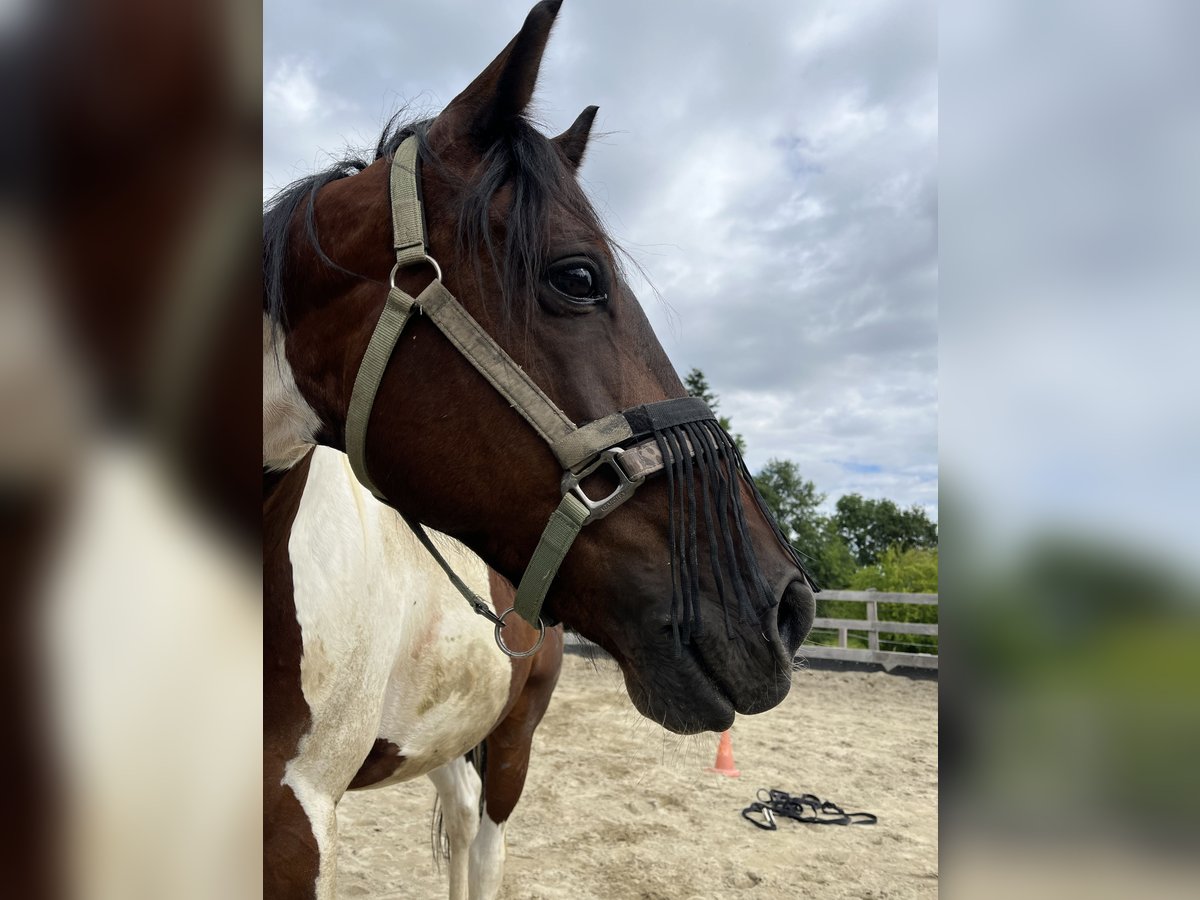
[553,105,598,170]
[433,1,562,146]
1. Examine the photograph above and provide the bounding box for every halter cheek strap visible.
[345,136,808,655]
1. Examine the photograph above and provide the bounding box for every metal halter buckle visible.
[493,607,546,658]
[560,447,645,524]
[389,254,443,288]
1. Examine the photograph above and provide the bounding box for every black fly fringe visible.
[655,420,778,656]
[683,421,730,639]
[729,431,821,593]
[653,429,683,655]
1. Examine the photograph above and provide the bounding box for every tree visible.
[832,493,937,567]
[682,369,938,592]
[753,458,857,589]
[684,368,746,454]
[849,545,939,652]
[812,529,858,590]
[684,368,718,411]
[850,545,939,593]
[755,458,825,550]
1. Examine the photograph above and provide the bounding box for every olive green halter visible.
[345,135,770,657]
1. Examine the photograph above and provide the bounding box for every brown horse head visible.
[264,0,814,733]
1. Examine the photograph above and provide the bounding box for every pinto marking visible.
[274,447,521,896]
[428,756,484,900]
[469,804,509,900]
[286,448,511,789]
[263,314,321,471]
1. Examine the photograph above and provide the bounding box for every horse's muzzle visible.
[773,575,815,661]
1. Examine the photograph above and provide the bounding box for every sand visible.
[336,653,938,899]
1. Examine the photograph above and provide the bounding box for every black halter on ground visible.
[741,788,878,829]
[345,136,812,656]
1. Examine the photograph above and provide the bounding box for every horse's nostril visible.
[775,578,815,655]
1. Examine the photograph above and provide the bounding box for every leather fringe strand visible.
[654,421,780,656]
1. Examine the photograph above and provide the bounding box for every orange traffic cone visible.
[706,729,740,777]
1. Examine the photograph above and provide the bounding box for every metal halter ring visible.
[493,607,546,658]
[389,254,443,289]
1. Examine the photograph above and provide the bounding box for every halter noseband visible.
[345,135,801,657]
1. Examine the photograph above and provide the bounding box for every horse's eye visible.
[547,258,606,304]
[554,265,593,297]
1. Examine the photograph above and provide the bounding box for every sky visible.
[263,0,938,521]
[939,0,1199,568]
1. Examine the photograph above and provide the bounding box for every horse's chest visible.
[287,447,512,793]
[365,619,512,786]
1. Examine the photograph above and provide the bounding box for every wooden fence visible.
[801,590,938,671]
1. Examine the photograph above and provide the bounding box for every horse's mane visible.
[263,111,607,332]
[262,112,416,330]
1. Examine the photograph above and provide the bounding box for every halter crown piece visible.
[345,135,812,658]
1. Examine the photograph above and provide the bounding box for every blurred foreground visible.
[941,526,1199,898]
[942,0,1199,896]
[2,1,261,898]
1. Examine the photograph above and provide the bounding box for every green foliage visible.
[813,531,858,590]
[753,459,860,589]
[942,530,1198,830]
[681,369,940,658]
[851,545,939,652]
[806,545,939,652]
[832,493,938,567]
[849,545,939,593]
[755,459,824,548]
[684,368,718,410]
[684,368,746,454]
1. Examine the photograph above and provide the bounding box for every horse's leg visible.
[264,756,332,900]
[264,744,340,899]
[469,632,562,900]
[428,755,482,900]
[467,794,507,900]
[467,720,525,899]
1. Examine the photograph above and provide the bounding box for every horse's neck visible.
[263,314,322,471]
[290,446,495,637]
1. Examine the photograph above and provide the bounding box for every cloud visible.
[264,59,328,125]
[263,0,938,518]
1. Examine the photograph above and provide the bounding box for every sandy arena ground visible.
[337,652,938,899]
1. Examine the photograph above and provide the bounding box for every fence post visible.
[795,590,937,670]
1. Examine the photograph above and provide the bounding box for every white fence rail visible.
[801,590,938,671]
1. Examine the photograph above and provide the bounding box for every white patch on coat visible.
[469,803,509,900]
[281,773,338,900]
[42,439,260,900]
[263,314,321,470]
[282,446,512,895]
[428,756,483,900]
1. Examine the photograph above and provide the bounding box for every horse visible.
[265,446,562,899]
[264,3,816,897]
